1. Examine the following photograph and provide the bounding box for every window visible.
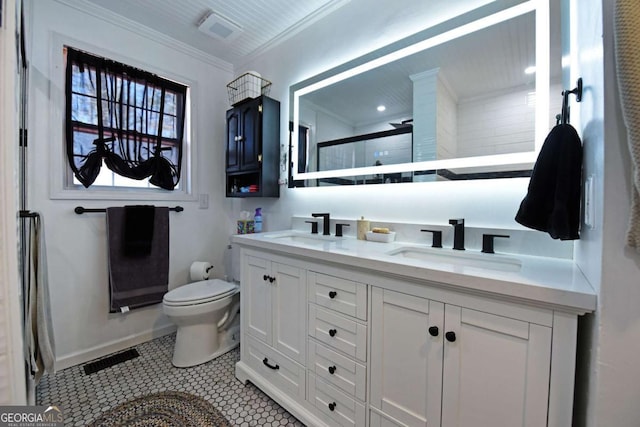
[65,46,188,191]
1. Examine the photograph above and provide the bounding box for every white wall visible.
[573,0,640,425]
[28,0,234,368]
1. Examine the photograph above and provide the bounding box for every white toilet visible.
[163,279,240,367]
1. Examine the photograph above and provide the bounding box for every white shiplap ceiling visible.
[83,0,350,65]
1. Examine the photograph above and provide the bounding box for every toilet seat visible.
[163,279,238,307]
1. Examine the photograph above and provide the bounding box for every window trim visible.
[48,32,197,201]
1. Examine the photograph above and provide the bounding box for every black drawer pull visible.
[263,274,268,281]
[262,358,280,370]
[329,291,337,299]
[328,365,336,374]
[329,328,337,337]
[268,276,275,283]
[328,402,337,411]
[445,331,457,342]
[428,326,439,337]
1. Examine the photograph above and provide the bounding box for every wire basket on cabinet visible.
[227,72,272,106]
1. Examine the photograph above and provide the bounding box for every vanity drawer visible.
[308,271,367,320]
[245,336,305,402]
[308,373,366,427]
[308,340,366,401]
[309,305,367,362]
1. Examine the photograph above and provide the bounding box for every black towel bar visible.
[19,210,40,218]
[74,206,184,214]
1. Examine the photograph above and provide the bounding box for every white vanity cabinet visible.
[234,238,593,427]
[370,287,552,427]
[239,250,308,402]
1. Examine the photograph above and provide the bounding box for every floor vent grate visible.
[83,348,139,375]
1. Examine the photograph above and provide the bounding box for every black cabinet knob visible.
[329,291,337,299]
[329,328,337,337]
[445,331,457,342]
[428,326,439,337]
[263,274,268,281]
[268,276,275,283]
[328,402,336,411]
[328,365,336,374]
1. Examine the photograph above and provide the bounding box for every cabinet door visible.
[370,287,444,427]
[244,255,272,345]
[271,262,306,364]
[238,99,261,171]
[225,108,240,172]
[441,306,552,427]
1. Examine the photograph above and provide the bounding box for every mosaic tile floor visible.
[36,334,304,426]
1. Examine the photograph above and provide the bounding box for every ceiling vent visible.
[197,11,243,41]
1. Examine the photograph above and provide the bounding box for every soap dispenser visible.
[254,208,263,233]
[357,216,370,240]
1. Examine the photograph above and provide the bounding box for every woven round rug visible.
[88,391,231,427]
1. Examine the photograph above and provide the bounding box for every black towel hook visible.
[558,78,583,125]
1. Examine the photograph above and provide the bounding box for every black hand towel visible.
[124,205,155,256]
[515,124,583,240]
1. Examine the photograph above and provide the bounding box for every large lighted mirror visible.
[290,0,561,185]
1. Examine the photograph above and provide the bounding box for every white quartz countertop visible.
[232,230,596,314]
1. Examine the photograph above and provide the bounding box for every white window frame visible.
[48,33,198,202]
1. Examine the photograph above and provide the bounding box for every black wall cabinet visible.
[226,96,280,198]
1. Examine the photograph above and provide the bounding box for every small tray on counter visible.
[365,231,396,243]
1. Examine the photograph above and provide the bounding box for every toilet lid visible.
[163,279,237,306]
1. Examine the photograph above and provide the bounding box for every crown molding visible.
[52,0,233,73]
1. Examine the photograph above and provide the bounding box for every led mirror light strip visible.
[292,0,546,182]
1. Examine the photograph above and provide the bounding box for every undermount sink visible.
[264,231,338,246]
[386,246,522,272]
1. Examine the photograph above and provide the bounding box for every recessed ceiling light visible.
[524,66,536,75]
[377,105,386,112]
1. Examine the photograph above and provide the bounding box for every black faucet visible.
[448,218,465,250]
[311,213,331,236]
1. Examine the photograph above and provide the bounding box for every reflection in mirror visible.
[291,1,561,186]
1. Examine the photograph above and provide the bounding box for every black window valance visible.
[65,47,188,190]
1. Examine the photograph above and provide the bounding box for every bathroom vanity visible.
[233,229,595,427]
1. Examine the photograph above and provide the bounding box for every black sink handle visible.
[481,234,510,254]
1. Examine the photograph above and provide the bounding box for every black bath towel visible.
[106,206,169,313]
[515,124,583,240]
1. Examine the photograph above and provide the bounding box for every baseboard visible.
[55,324,177,371]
